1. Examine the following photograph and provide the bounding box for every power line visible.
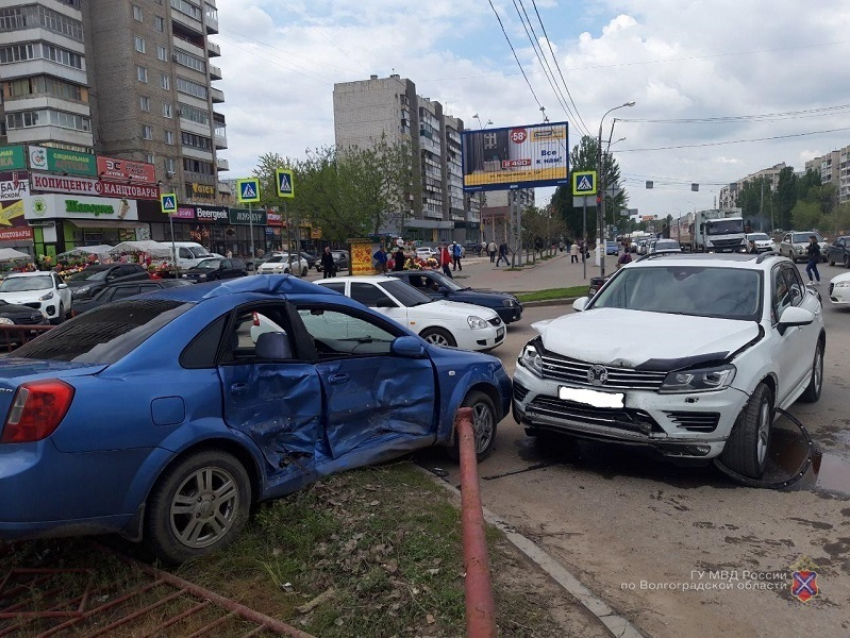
[617,125,850,152]
[619,103,850,124]
[215,34,335,85]
[486,0,544,112]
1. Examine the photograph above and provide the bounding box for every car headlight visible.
[503,299,517,307]
[73,286,90,296]
[833,281,850,288]
[39,291,54,301]
[0,317,13,325]
[198,274,207,279]
[796,246,804,253]
[660,364,736,393]
[518,342,544,376]
[467,316,489,329]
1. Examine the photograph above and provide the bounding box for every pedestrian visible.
[487,240,497,263]
[569,242,579,263]
[496,242,509,267]
[320,247,336,279]
[579,240,586,263]
[439,244,454,278]
[451,241,463,271]
[617,247,632,269]
[393,246,405,271]
[748,240,758,254]
[373,245,388,274]
[806,235,821,285]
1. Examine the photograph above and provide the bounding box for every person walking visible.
[569,242,579,263]
[439,244,454,278]
[373,245,388,274]
[487,240,497,263]
[579,239,587,263]
[451,241,463,271]
[806,235,822,285]
[320,246,336,279]
[496,241,509,267]
[393,246,405,271]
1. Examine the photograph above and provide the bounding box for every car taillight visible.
[252,311,260,326]
[1,380,75,443]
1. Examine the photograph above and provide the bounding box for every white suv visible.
[513,252,825,479]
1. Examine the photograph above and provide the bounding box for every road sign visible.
[236,178,260,204]
[160,193,177,214]
[275,169,295,198]
[572,171,597,196]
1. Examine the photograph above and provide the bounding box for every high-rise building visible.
[718,163,786,210]
[805,148,850,204]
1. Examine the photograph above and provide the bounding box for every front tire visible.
[799,339,824,403]
[844,256,850,269]
[447,390,497,462]
[419,327,457,348]
[720,383,773,479]
[144,450,251,565]
[301,266,308,277]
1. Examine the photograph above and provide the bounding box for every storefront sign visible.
[174,206,197,220]
[229,207,267,226]
[30,173,159,200]
[97,181,159,200]
[28,146,97,177]
[0,172,30,201]
[0,146,27,171]
[0,227,33,241]
[266,211,283,226]
[191,182,216,196]
[23,194,139,221]
[97,156,156,183]
[195,205,229,223]
[0,200,25,227]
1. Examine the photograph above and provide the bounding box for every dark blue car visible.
[388,270,523,324]
[0,276,511,563]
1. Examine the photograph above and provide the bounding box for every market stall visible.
[109,240,177,278]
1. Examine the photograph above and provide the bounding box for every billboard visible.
[97,156,156,184]
[462,121,568,192]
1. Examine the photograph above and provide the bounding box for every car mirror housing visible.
[57,283,68,290]
[777,306,815,334]
[391,335,426,357]
[572,297,590,312]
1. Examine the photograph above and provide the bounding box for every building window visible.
[160,73,170,90]
[137,65,148,82]
[133,5,143,21]
[163,102,172,118]
[0,43,35,64]
[6,76,85,102]
[145,153,155,164]
[173,48,206,73]
[165,130,175,144]
[5,109,90,132]
[164,157,175,173]
[177,102,209,124]
[134,35,146,53]
[154,15,165,32]
[170,0,202,21]
[139,96,150,111]
[157,45,167,61]
[40,43,84,69]
[176,76,207,99]
[183,158,214,175]
[181,131,212,150]
[0,6,84,41]
[142,124,153,140]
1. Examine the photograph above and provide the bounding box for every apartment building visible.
[805,147,850,204]
[333,74,480,242]
[0,0,228,202]
[718,162,786,210]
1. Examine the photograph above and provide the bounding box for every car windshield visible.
[65,268,108,282]
[592,266,763,321]
[189,247,211,258]
[793,233,820,243]
[0,276,53,292]
[195,258,221,270]
[654,240,680,250]
[377,279,432,307]
[707,219,744,235]
[748,233,770,241]
[428,271,465,291]
[13,299,192,364]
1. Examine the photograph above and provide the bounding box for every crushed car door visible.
[217,303,323,485]
[297,304,437,459]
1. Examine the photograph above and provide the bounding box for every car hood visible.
[0,290,50,303]
[418,299,499,320]
[830,271,850,285]
[532,308,760,369]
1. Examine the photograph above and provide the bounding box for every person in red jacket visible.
[439,244,454,279]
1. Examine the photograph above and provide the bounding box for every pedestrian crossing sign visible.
[572,171,597,196]
[237,178,261,203]
[275,168,295,199]
[160,193,177,214]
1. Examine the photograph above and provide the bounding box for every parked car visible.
[170,242,215,270]
[316,250,350,273]
[0,275,511,563]
[183,258,248,283]
[65,264,150,301]
[257,253,309,276]
[415,247,438,259]
[300,252,318,269]
[315,275,505,351]
[745,233,774,253]
[388,270,523,323]
[0,272,72,324]
[463,241,483,256]
[514,252,825,479]
[0,300,50,348]
[828,271,850,305]
[605,240,619,255]
[72,279,194,316]
[636,239,649,255]
[826,235,850,268]
[779,232,828,263]
[649,239,682,253]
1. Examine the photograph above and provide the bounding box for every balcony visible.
[218,181,232,195]
[217,157,229,171]
[214,129,227,149]
[171,10,204,37]
[210,87,225,103]
[209,64,222,80]
[207,40,221,57]
[205,10,219,34]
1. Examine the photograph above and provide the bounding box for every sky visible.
[213,0,850,222]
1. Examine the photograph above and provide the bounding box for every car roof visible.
[632,252,786,269]
[139,273,341,303]
[3,271,54,278]
[318,275,397,284]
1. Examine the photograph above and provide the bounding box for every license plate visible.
[559,386,624,409]
[497,327,505,338]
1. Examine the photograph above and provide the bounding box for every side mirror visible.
[572,297,590,312]
[391,335,426,357]
[57,283,68,290]
[778,306,815,334]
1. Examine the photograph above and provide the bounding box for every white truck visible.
[693,210,747,253]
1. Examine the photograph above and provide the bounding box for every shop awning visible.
[69,220,147,229]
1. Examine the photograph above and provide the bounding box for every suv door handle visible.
[327,373,350,385]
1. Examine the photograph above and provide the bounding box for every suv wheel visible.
[720,383,773,479]
[799,339,824,403]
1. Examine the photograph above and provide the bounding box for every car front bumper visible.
[452,324,505,352]
[829,283,850,304]
[512,365,750,459]
[496,305,523,323]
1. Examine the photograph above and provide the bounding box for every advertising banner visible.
[0,146,27,171]
[97,156,156,183]
[28,146,97,177]
[30,173,159,199]
[462,121,569,192]
[22,194,139,221]
[0,172,30,201]
[266,211,283,226]
[175,206,197,220]
[0,199,25,229]
[195,204,229,223]
[229,207,267,225]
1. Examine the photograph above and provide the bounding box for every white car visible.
[257,253,309,276]
[828,272,850,305]
[513,252,824,479]
[0,271,73,323]
[415,247,438,259]
[315,275,505,351]
[745,233,774,253]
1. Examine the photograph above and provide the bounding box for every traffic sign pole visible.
[582,196,587,281]
[248,202,255,270]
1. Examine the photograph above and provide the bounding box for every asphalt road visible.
[421,261,850,638]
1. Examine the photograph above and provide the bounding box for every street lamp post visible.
[597,101,635,276]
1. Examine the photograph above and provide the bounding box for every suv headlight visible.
[467,316,488,329]
[0,317,13,325]
[660,364,736,393]
[503,298,517,307]
[833,281,850,288]
[518,342,544,376]
[39,291,54,301]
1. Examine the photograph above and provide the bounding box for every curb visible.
[521,297,580,308]
[417,465,646,638]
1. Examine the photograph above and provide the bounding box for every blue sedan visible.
[0,276,511,563]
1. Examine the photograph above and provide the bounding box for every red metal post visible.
[455,406,497,638]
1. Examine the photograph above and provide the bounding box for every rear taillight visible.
[1,380,75,443]
[252,311,260,326]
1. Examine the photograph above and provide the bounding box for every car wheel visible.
[799,339,824,403]
[844,256,850,269]
[144,450,251,564]
[420,327,457,348]
[447,390,497,462]
[301,266,308,277]
[829,257,835,266]
[719,383,773,479]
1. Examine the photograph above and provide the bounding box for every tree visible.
[790,201,822,231]
[772,166,798,230]
[735,176,773,229]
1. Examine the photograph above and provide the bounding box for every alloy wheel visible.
[169,467,240,548]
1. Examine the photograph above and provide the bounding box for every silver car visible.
[779,232,827,263]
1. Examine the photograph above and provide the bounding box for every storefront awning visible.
[69,220,147,230]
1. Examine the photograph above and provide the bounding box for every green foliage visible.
[772,166,798,230]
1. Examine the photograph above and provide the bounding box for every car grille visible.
[23,302,41,310]
[665,411,720,432]
[711,238,744,250]
[513,381,530,402]
[488,316,502,327]
[16,314,45,325]
[540,349,667,391]
[526,396,662,435]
